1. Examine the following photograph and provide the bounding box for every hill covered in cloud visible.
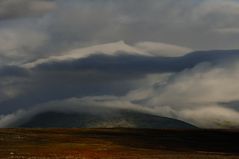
[1,46,239,128]
[14,109,196,129]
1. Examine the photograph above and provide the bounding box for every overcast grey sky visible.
[0,0,239,128]
[1,0,239,64]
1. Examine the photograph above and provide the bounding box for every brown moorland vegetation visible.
[0,128,238,159]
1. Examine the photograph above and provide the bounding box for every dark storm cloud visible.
[0,66,28,77]
[1,50,239,114]
[2,55,239,128]
[34,50,239,73]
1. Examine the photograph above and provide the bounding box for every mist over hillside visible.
[16,109,196,129]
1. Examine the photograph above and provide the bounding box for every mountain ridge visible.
[17,109,197,129]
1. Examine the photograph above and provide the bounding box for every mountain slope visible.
[18,109,196,128]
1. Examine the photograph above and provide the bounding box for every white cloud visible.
[134,41,192,57]
[124,61,239,128]
[178,106,239,128]
[24,41,192,68]
[0,96,153,127]
[147,62,239,106]
[23,41,145,68]
[0,110,27,128]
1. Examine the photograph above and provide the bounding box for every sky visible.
[0,0,239,128]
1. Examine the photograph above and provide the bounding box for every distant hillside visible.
[17,109,196,129]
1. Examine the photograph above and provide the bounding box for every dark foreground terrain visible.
[0,129,238,159]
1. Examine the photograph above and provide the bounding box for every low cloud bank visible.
[1,59,239,128]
